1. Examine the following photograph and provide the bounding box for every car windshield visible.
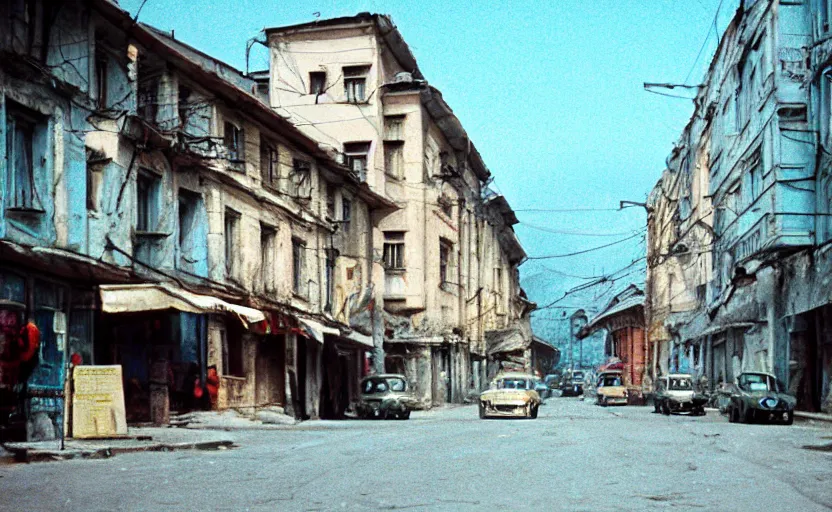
[669,378,692,390]
[498,378,530,390]
[601,375,622,386]
[363,377,406,394]
[738,374,776,392]
[573,372,584,380]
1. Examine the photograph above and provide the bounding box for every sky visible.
[120,0,740,345]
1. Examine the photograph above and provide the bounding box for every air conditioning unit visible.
[393,71,413,83]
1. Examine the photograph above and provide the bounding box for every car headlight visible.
[759,397,778,409]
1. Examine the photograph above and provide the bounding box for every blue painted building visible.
[647,0,832,412]
[0,0,395,440]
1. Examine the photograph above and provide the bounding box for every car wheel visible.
[530,405,538,419]
[784,410,794,426]
[661,401,670,416]
[653,400,660,413]
[729,404,738,423]
[401,410,411,420]
[740,404,751,424]
[479,403,486,419]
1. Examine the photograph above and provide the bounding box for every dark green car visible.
[727,372,796,425]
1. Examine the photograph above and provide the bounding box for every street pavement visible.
[1,397,830,511]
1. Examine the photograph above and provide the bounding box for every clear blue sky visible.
[120,0,738,336]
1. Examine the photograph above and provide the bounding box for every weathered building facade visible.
[647,0,832,412]
[0,0,394,441]
[265,14,538,405]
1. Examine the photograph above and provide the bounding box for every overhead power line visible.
[526,231,644,260]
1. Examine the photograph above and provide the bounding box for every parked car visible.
[560,370,585,397]
[654,374,707,415]
[544,374,560,393]
[595,371,628,406]
[479,373,541,419]
[727,372,796,425]
[356,374,418,420]
[534,379,550,401]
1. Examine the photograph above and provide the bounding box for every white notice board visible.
[71,365,128,439]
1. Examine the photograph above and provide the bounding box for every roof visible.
[578,285,645,339]
[266,13,491,183]
[90,4,396,212]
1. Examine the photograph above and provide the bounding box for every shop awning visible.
[99,283,265,325]
[298,317,340,344]
[341,330,374,349]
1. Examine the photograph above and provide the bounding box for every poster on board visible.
[71,365,128,438]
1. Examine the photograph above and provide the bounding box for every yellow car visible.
[479,373,541,419]
[595,371,628,406]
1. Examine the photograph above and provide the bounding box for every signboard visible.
[71,365,128,439]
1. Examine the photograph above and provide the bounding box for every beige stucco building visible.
[265,14,538,405]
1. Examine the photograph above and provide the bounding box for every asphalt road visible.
[1,397,831,511]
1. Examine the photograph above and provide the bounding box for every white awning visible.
[298,317,340,344]
[341,330,374,349]
[99,283,265,325]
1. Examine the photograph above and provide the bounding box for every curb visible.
[795,411,832,424]
[7,439,235,463]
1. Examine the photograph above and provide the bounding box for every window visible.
[94,43,108,110]
[137,79,158,123]
[177,189,201,269]
[439,240,453,285]
[324,248,335,313]
[747,151,762,206]
[723,98,736,136]
[342,197,352,233]
[260,224,276,293]
[384,142,404,179]
[177,85,192,129]
[290,159,312,199]
[495,267,505,314]
[224,209,240,280]
[292,238,306,295]
[5,105,41,211]
[221,328,244,378]
[260,137,279,187]
[384,115,405,140]
[438,196,453,218]
[223,121,245,163]
[309,71,327,95]
[344,142,370,182]
[86,149,107,213]
[343,65,369,103]
[383,232,405,270]
[325,183,336,219]
[136,170,161,231]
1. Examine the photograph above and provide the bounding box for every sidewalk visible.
[795,410,832,425]
[2,427,235,463]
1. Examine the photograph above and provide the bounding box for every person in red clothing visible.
[206,365,219,409]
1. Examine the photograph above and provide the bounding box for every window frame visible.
[260,136,279,188]
[439,239,453,286]
[309,71,327,95]
[344,142,370,182]
[384,141,404,179]
[223,120,245,164]
[341,196,352,233]
[292,237,307,297]
[290,159,312,199]
[224,208,241,281]
[383,231,405,270]
[343,65,369,103]
[135,169,161,232]
[260,223,276,293]
[5,104,42,212]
